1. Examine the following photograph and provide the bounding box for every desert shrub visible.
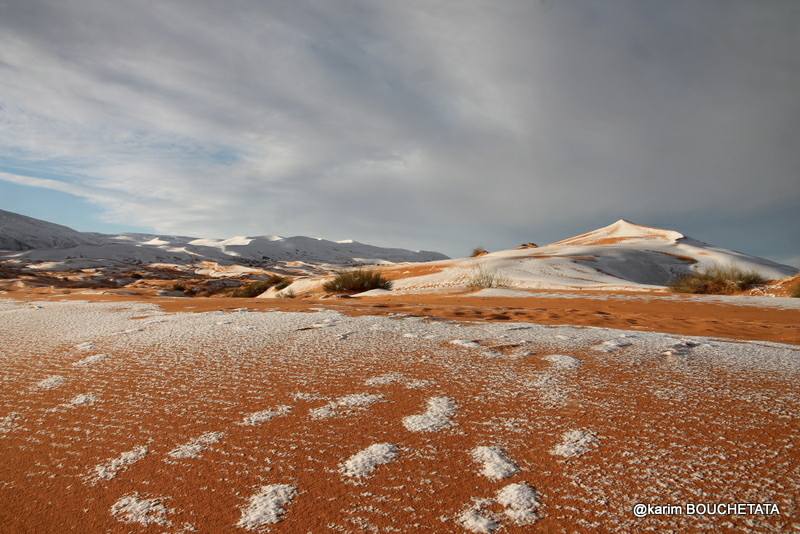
[278,288,296,299]
[466,266,511,289]
[471,247,488,257]
[172,282,186,292]
[791,284,800,298]
[668,265,767,295]
[231,275,291,298]
[323,269,392,293]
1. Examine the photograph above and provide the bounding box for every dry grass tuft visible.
[323,269,392,293]
[232,275,292,298]
[669,265,766,295]
[466,266,511,289]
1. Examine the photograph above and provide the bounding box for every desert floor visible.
[0,292,798,532]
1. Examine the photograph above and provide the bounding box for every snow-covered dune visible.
[0,209,447,269]
[387,220,797,293]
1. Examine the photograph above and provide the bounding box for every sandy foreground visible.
[0,295,798,532]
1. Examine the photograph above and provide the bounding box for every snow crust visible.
[496,482,541,524]
[402,396,457,432]
[34,375,65,390]
[471,446,520,480]
[340,443,399,479]
[237,484,297,530]
[240,405,291,426]
[551,429,599,457]
[309,393,383,419]
[89,445,148,483]
[167,431,224,459]
[110,493,171,526]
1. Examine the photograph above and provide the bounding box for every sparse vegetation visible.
[323,269,392,293]
[231,275,292,298]
[471,247,488,257]
[668,265,767,295]
[791,283,800,298]
[172,282,186,292]
[466,266,511,289]
[278,288,296,299]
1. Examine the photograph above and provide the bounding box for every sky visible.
[0,0,798,264]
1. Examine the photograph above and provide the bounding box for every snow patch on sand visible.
[551,429,599,458]
[35,375,65,390]
[593,336,635,353]
[543,354,582,370]
[364,373,431,389]
[68,393,97,407]
[309,394,383,419]
[340,443,399,479]
[459,500,499,533]
[73,353,108,367]
[403,396,457,432]
[88,445,148,484]
[450,339,481,349]
[496,482,541,525]
[240,405,291,426]
[237,484,297,530]
[110,493,171,526]
[167,431,224,459]
[0,412,21,434]
[471,446,519,481]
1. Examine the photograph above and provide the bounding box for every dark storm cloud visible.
[0,0,797,259]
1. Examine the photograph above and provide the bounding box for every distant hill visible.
[0,209,448,268]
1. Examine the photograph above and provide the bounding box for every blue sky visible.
[0,1,798,264]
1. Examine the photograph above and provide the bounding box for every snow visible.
[68,393,97,406]
[340,443,399,479]
[594,336,635,352]
[89,445,148,483]
[240,405,291,426]
[237,484,297,530]
[0,412,21,434]
[402,396,457,432]
[73,353,108,367]
[470,288,533,297]
[1,209,447,268]
[496,482,540,525]
[309,393,383,419]
[551,429,599,458]
[167,431,224,459]
[34,375,65,390]
[450,339,480,348]
[110,493,171,526]
[543,354,582,370]
[459,500,499,533]
[471,446,520,480]
[364,373,431,389]
[388,219,796,293]
[352,288,393,297]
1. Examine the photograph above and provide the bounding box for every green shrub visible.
[323,269,392,293]
[466,266,511,289]
[231,275,291,298]
[668,265,767,295]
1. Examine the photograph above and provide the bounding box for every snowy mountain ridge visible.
[0,209,448,268]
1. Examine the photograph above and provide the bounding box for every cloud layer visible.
[1,0,798,257]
